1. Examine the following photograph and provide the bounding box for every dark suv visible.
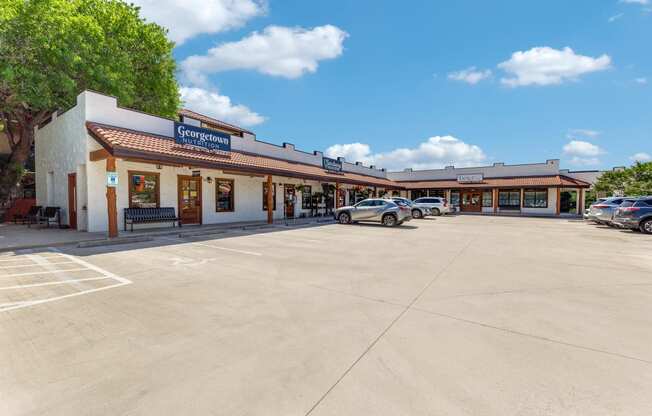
[612,196,652,234]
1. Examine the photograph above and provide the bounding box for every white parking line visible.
[0,249,132,313]
[0,261,76,269]
[161,237,263,257]
[0,276,110,291]
[0,268,90,278]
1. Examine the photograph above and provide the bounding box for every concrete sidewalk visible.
[0,217,335,252]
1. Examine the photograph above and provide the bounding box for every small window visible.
[262,182,276,211]
[523,189,548,208]
[356,200,374,207]
[216,179,234,212]
[482,191,493,207]
[129,171,159,208]
[301,185,312,209]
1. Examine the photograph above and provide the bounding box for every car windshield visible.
[619,200,636,207]
[394,198,413,206]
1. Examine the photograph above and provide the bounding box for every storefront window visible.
[450,191,460,207]
[482,191,493,207]
[411,190,427,200]
[262,182,276,210]
[301,185,312,209]
[216,179,234,212]
[129,171,159,208]
[523,189,548,208]
[498,190,521,209]
[428,189,446,197]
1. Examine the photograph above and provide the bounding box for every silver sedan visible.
[334,199,412,226]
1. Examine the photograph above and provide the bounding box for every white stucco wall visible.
[34,101,89,229]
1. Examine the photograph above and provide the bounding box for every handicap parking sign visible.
[107,172,119,187]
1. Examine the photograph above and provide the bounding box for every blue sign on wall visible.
[174,122,231,153]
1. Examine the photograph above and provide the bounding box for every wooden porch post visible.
[336,182,341,208]
[106,156,118,238]
[578,188,584,214]
[492,188,498,214]
[266,175,273,224]
[556,188,561,216]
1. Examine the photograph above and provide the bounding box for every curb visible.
[77,236,154,248]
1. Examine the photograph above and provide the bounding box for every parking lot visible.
[1,215,652,415]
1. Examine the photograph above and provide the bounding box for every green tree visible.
[0,0,180,200]
[593,162,652,197]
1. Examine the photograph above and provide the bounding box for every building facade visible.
[35,91,594,236]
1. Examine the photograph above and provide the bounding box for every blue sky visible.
[134,0,651,171]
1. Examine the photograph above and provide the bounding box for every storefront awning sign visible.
[174,122,231,153]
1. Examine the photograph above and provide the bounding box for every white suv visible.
[413,197,450,216]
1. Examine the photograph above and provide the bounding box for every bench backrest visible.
[27,205,42,216]
[124,207,177,221]
[42,207,60,218]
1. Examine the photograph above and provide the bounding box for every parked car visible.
[391,197,431,219]
[413,197,450,216]
[586,197,633,225]
[612,196,652,234]
[334,198,411,226]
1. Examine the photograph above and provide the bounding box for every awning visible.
[86,122,400,189]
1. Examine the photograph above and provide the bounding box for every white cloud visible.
[180,86,266,127]
[563,140,606,166]
[620,0,649,4]
[608,12,624,22]
[132,0,266,45]
[181,25,348,84]
[569,129,601,139]
[630,152,651,162]
[325,136,487,171]
[498,47,612,87]
[635,77,648,84]
[448,67,492,85]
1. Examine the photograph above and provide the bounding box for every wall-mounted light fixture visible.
[156,164,162,170]
[206,177,213,184]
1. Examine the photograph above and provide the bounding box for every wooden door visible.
[461,191,482,212]
[67,173,77,229]
[284,185,295,219]
[178,175,202,225]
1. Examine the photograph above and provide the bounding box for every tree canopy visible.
[593,162,652,197]
[0,0,180,199]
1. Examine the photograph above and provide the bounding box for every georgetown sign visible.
[322,157,342,172]
[174,122,231,153]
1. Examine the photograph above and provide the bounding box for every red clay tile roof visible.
[178,109,254,135]
[86,123,398,188]
[399,175,590,189]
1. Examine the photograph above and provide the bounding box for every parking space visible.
[1,216,651,415]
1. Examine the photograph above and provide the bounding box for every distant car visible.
[334,198,412,227]
[587,197,633,225]
[391,197,431,219]
[612,196,652,234]
[413,197,449,216]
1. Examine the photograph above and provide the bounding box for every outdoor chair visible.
[30,206,61,228]
[18,205,42,225]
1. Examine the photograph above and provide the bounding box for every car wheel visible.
[432,208,441,216]
[412,209,422,219]
[338,212,351,224]
[641,219,652,234]
[382,214,397,227]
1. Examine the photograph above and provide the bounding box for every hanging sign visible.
[174,122,231,152]
[322,157,342,172]
[106,172,119,187]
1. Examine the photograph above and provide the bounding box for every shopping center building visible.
[34,90,595,236]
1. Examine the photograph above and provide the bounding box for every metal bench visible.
[29,206,61,228]
[123,207,181,232]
